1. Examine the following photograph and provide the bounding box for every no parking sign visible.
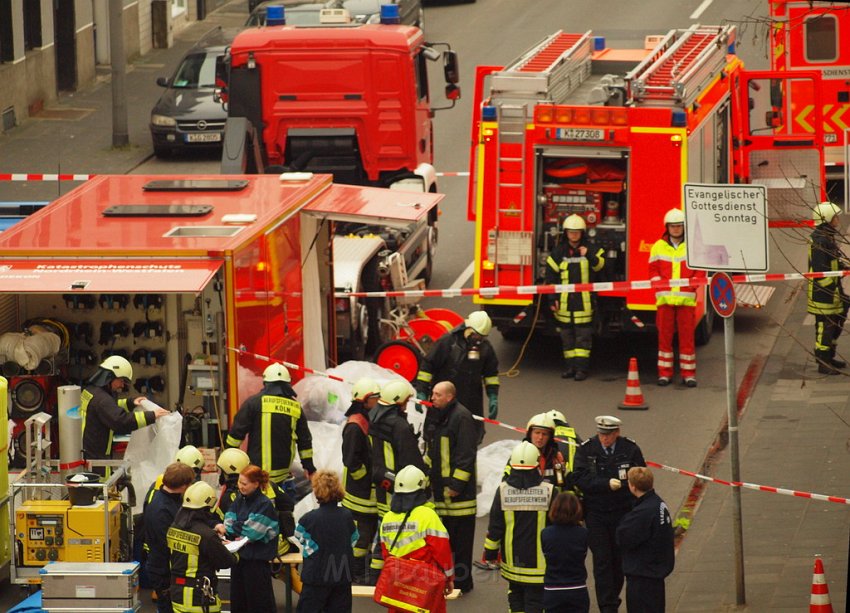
[709,272,736,318]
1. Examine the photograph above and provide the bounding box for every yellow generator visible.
[14,499,122,566]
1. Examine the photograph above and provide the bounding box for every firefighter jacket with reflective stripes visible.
[571,435,645,516]
[143,487,182,579]
[648,237,705,307]
[545,238,605,324]
[503,440,567,491]
[81,385,155,462]
[425,400,477,517]
[368,403,426,516]
[342,406,377,516]
[484,477,554,584]
[554,423,581,476]
[415,326,499,418]
[223,487,279,561]
[295,501,359,585]
[808,223,848,315]
[379,503,454,578]
[168,508,237,613]
[225,381,314,484]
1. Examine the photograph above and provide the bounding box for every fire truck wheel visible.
[374,340,422,382]
[422,225,437,285]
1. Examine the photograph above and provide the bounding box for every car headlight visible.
[151,114,177,127]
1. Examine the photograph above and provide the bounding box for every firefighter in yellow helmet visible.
[81,355,170,478]
[225,362,315,491]
[808,201,849,374]
[546,214,605,380]
[144,445,205,508]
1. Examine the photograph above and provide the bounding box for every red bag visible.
[373,555,446,612]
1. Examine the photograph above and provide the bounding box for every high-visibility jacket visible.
[368,403,426,516]
[503,441,567,490]
[341,405,377,516]
[546,238,605,324]
[168,508,237,613]
[553,422,581,476]
[648,237,705,307]
[808,223,847,315]
[426,400,477,518]
[484,479,554,584]
[379,503,454,576]
[225,381,313,484]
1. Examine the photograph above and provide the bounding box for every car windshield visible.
[171,52,219,89]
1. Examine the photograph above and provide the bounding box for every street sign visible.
[710,272,736,318]
[683,183,769,272]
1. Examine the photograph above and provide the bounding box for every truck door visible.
[733,70,825,225]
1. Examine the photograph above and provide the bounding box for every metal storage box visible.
[40,561,140,612]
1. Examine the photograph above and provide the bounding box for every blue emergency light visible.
[671,110,687,127]
[593,36,606,51]
[267,5,286,25]
[482,106,497,121]
[380,4,401,24]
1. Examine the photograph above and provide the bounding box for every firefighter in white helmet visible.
[225,362,315,490]
[648,208,706,387]
[546,214,606,380]
[81,355,170,478]
[415,310,500,444]
[808,201,849,374]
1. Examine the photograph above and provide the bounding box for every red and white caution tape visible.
[435,171,470,177]
[0,173,94,182]
[226,345,347,383]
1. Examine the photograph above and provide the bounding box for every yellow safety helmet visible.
[814,201,842,224]
[562,214,587,231]
[174,445,204,470]
[183,481,217,509]
[379,380,412,406]
[352,377,380,402]
[546,409,567,425]
[217,448,250,475]
[663,208,685,225]
[526,412,556,432]
[99,355,133,383]
[263,362,291,383]
[465,311,492,336]
[509,441,540,470]
[394,465,427,493]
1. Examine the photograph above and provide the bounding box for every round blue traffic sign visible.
[709,272,736,318]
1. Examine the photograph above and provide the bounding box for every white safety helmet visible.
[174,445,205,470]
[183,481,217,509]
[352,377,381,402]
[379,380,413,406]
[394,465,427,493]
[663,208,685,225]
[526,412,556,433]
[562,214,587,231]
[509,441,540,470]
[465,311,493,336]
[100,355,133,383]
[263,362,291,383]
[217,448,250,475]
[814,201,842,224]
[546,409,567,425]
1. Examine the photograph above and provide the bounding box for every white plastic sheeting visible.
[124,411,183,514]
[476,439,518,517]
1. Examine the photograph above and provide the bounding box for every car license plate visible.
[554,128,605,141]
[185,132,221,143]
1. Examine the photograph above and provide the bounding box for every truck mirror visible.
[443,50,460,85]
[445,83,461,101]
[765,108,783,128]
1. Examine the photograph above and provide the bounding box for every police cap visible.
[595,415,622,432]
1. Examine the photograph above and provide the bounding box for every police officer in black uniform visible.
[570,415,646,613]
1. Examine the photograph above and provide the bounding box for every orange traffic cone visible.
[618,357,648,410]
[810,556,833,612]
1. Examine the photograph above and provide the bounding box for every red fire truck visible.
[468,25,825,340]
[770,0,850,180]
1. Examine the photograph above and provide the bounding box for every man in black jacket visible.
[616,467,675,613]
[571,415,646,613]
[426,381,477,594]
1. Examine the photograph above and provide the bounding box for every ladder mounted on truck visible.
[626,24,736,107]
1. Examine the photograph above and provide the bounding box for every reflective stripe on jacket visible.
[546,239,605,324]
[808,223,846,315]
[648,238,704,307]
[380,503,454,577]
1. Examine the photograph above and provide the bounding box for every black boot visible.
[351,556,367,585]
[561,360,574,379]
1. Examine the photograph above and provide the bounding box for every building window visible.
[23,0,42,50]
[0,0,13,62]
[172,0,187,17]
[805,15,837,63]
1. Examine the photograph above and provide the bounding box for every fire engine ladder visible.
[626,24,735,107]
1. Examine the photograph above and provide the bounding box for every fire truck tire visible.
[374,340,422,382]
[422,224,437,285]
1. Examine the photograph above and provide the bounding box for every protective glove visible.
[302,459,317,476]
[487,390,499,420]
[609,478,622,491]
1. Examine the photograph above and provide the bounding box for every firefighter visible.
[144,462,196,613]
[571,415,646,613]
[415,310,500,444]
[546,409,582,482]
[167,481,237,613]
[546,214,605,380]
[648,208,706,387]
[368,380,427,578]
[808,201,850,375]
[425,380,477,594]
[144,445,205,508]
[225,362,316,491]
[341,377,380,584]
[504,413,567,491]
[483,441,555,613]
[81,355,170,478]
[379,465,455,613]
